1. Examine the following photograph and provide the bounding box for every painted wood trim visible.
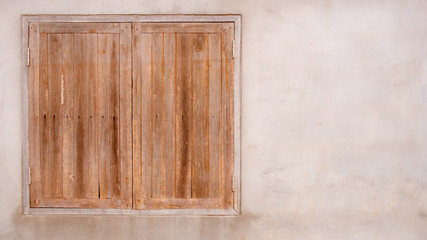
[27,208,239,216]
[22,18,30,215]
[22,14,242,216]
[22,15,241,23]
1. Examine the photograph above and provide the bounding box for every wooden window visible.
[27,23,132,209]
[23,15,241,215]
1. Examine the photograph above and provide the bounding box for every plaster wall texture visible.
[1,0,427,239]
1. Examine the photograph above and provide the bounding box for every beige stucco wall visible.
[1,0,427,239]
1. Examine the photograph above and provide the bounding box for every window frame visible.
[22,14,241,216]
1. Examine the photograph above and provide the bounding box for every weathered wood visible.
[175,33,192,198]
[151,33,163,198]
[162,33,176,198]
[62,34,75,199]
[40,23,121,33]
[139,33,153,206]
[39,33,50,199]
[191,33,210,198]
[132,25,143,209]
[208,33,222,198]
[143,198,221,209]
[119,23,133,209]
[137,23,223,33]
[109,34,120,199]
[97,34,112,199]
[74,34,87,198]
[222,23,235,209]
[28,23,41,206]
[37,198,122,208]
[85,34,98,199]
[25,17,241,214]
[48,34,63,198]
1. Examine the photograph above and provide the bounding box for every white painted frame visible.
[22,14,242,216]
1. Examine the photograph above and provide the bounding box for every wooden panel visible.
[137,23,223,33]
[48,34,63,198]
[151,33,163,198]
[39,33,50,199]
[143,198,221,209]
[85,34,98,199]
[175,33,192,198]
[222,23,235,209]
[139,33,153,207]
[74,34,87,198]
[208,33,222,198]
[97,34,112,199]
[29,23,41,206]
[37,198,122,209]
[119,23,132,209]
[132,26,143,208]
[133,23,235,210]
[162,33,176,198]
[62,34,75,199]
[191,34,210,198]
[109,34,120,199]
[40,23,121,33]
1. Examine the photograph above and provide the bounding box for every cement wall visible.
[1,0,427,239]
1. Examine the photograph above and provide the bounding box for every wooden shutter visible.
[132,23,235,209]
[28,23,132,209]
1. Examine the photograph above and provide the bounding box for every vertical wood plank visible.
[39,33,50,198]
[151,33,163,198]
[175,34,192,198]
[222,24,235,208]
[132,24,143,208]
[48,33,63,198]
[140,33,153,203]
[208,33,222,198]
[191,33,210,198]
[163,33,176,198]
[120,23,132,208]
[85,34,98,199]
[29,23,41,206]
[62,34,75,199]
[74,34,87,198]
[97,34,111,199]
[109,34,120,199]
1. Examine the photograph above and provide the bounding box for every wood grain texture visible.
[97,34,112,199]
[175,33,192,198]
[109,34,120,199]
[74,34,88,199]
[133,23,235,210]
[222,23,235,209]
[39,33,50,199]
[208,33,222,198]
[132,25,143,208]
[40,23,121,33]
[28,23,41,207]
[138,31,153,207]
[30,23,133,209]
[162,33,176,198]
[48,33,63,198]
[119,23,133,209]
[85,34,98,199]
[137,23,223,33]
[151,33,163,198]
[191,33,210,198]
[62,34,75,199]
